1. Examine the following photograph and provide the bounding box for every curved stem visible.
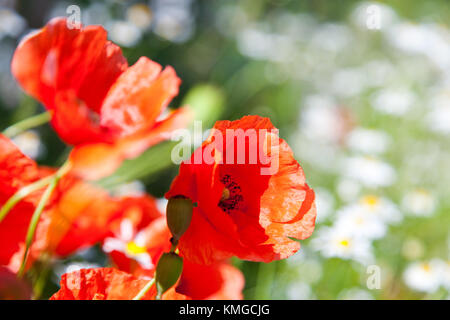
[133,278,155,300]
[2,112,51,138]
[17,176,58,277]
[17,161,71,278]
[0,175,54,224]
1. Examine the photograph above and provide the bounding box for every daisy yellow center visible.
[422,263,431,272]
[362,195,379,208]
[126,241,147,255]
[339,239,351,247]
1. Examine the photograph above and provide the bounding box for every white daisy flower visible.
[0,8,27,39]
[342,156,396,188]
[346,127,390,155]
[127,3,153,31]
[300,95,347,144]
[427,104,450,135]
[312,225,374,264]
[402,189,437,217]
[370,88,414,116]
[336,178,361,202]
[403,259,446,293]
[357,195,402,224]
[107,20,142,47]
[335,204,387,240]
[11,130,45,160]
[314,188,335,223]
[103,219,153,270]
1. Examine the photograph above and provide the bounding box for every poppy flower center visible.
[218,174,244,214]
[125,241,147,255]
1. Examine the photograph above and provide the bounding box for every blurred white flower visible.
[338,287,374,300]
[108,20,142,47]
[335,203,387,240]
[287,282,313,300]
[152,0,194,43]
[331,68,367,98]
[127,3,153,31]
[312,226,374,264]
[351,2,397,31]
[403,259,446,293]
[346,127,390,155]
[237,27,293,62]
[370,88,414,115]
[54,262,101,279]
[314,188,335,222]
[0,8,26,39]
[336,178,361,202]
[103,219,153,270]
[387,23,450,71]
[357,195,402,224]
[363,60,395,87]
[84,2,111,26]
[342,156,396,188]
[427,105,450,135]
[11,130,45,160]
[156,198,168,214]
[401,238,425,260]
[300,95,348,144]
[310,23,352,52]
[111,180,146,198]
[444,261,450,290]
[402,189,436,217]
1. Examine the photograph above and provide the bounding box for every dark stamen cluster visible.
[218,174,244,213]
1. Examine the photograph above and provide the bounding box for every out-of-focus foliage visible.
[0,0,449,300]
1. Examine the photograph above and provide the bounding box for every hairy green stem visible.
[2,112,51,138]
[0,175,54,224]
[16,162,71,278]
[133,278,155,300]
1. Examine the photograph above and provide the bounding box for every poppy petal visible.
[69,107,192,180]
[11,17,127,112]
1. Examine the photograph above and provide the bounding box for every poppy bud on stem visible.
[166,196,193,248]
[155,252,183,299]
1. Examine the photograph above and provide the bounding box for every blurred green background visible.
[0,0,449,299]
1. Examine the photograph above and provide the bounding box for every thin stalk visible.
[17,177,59,278]
[133,278,155,300]
[17,162,71,278]
[2,112,51,138]
[0,175,54,223]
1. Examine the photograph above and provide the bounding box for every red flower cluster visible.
[0,17,316,300]
[12,17,191,180]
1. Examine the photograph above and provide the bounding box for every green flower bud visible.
[166,196,193,242]
[155,252,183,299]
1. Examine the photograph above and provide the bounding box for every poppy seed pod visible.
[155,252,183,299]
[166,196,193,242]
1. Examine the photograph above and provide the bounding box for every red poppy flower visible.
[50,268,155,300]
[0,134,162,272]
[11,17,191,180]
[104,215,244,300]
[165,115,316,264]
